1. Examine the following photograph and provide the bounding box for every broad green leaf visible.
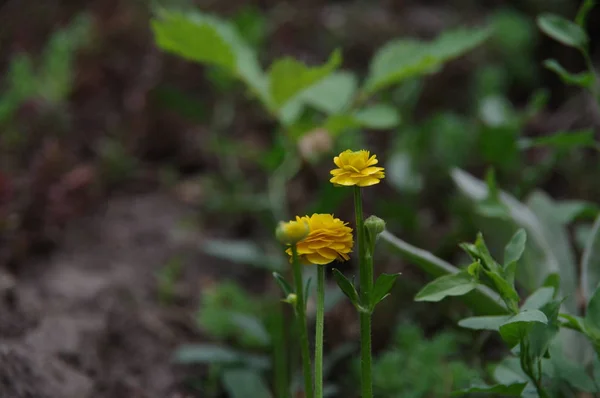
[201,239,282,270]
[542,59,594,88]
[173,344,269,369]
[353,104,401,129]
[458,315,512,331]
[380,231,507,315]
[552,200,599,225]
[323,114,361,135]
[498,309,548,347]
[585,286,600,340]
[452,382,527,396]
[537,13,588,48]
[230,313,270,346]
[528,299,561,358]
[222,369,272,398]
[268,49,342,109]
[493,357,528,385]
[581,215,600,302]
[364,27,491,93]
[151,10,267,102]
[302,71,357,114]
[521,287,555,310]
[520,129,596,150]
[504,229,527,266]
[371,273,400,308]
[415,271,477,302]
[332,268,360,308]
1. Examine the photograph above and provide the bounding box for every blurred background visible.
[0,0,599,397]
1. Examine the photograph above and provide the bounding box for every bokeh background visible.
[0,0,599,397]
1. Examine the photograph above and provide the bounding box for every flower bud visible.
[365,215,386,237]
[276,220,310,245]
[282,293,297,305]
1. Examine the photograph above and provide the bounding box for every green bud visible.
[275,220,310,245]
[282,293,297,305]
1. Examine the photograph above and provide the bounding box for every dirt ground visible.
[0,192,238,398]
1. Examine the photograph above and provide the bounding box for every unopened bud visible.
[276,220,310,245]
[282,293,297,305]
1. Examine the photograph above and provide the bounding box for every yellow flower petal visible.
[329,149,385,188]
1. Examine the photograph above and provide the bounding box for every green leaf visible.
[323,114,361,135]
[151,9,267,103]
[272,272,293,296]
[332,268,361,308]
[380,231,507,315]
[551,200,600,225]
[353,104,401,129]
[364,27,491,93]
[521,287,555,310]
[504,229,527,266]
[173,344,269,369]
[537,13,588,48]
[520,129,596,150]
[498,309,548,347]
[559,313,587,333]
[493,357,529,385]
[528,299,561,358]
[222,369,272,398]
[371,273,400,308]
[549,342,597,392]
[229,313,271,346]
[484,270,520,306]
[268,49,342,109]
[452,382,527,396]
[201,239,282,270]
[301,71,357,114]
[575,0,596,27]
[458,315,512,331]
[581,215,600,302]
[542,59,594,88]
[585,286,600,340]
[415,271,478,302]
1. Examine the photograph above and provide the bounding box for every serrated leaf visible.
[458,315,512,331]
[302,71,357,114]
[452,382,527,396]
[504,229,527,266]
[371,273,400,308]
[268,49,342,109]
[222,369,272,398]
[581,215,600,302]
[415,271,477,302]
[365,27,491,93]
[332,268,360,308]
[353,104,401,129]
[272,272,293,296]
[543,59,594,88]
[521,287,555,310]
[537,13,588,48]
[498,309,548,347]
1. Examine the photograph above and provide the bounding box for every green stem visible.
[354,186,373,398]
[315,265,326,398]
[271,303,289,398]
[291,245,314,398]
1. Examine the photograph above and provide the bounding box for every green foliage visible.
[364,27,491,94]
[581,216,600,302]
[368,322,480,398]
[415,271,478,303]
[537,13,588,48]
[371,273,400,309]
[222,369,272,398]
[196,281,268,348]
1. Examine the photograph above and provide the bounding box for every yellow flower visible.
[285,214,353,265]
[330,149,385,187]
[276,220,310,245]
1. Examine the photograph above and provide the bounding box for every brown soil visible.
[0,192,234,398]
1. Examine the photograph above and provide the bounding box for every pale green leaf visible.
[504,229,527,266]
[222,369,272,398]
[415,271,477,302]
[452,382,527,396]
[353,104,401,129]
[302,71,357,114]
[458,315,512,331]
[268,49,342,109]
[173,344,270,369]
[537,13,588,48]
[365,27,491,93]
[521,287,555,310]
